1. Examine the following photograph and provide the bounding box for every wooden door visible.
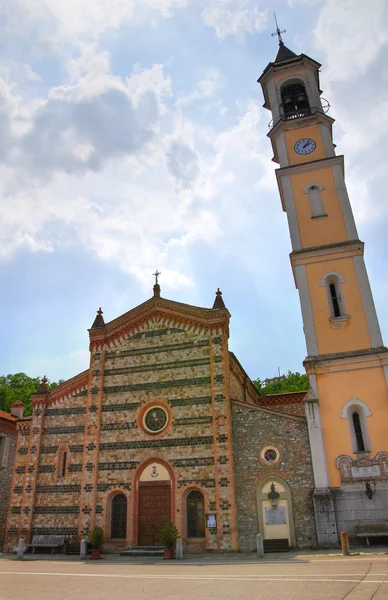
[138,483,171,546]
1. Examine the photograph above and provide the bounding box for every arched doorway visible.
[136,461,173,546]
[257,478,296,549]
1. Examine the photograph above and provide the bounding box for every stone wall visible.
[332,482,388,544]
[0,426,16,550]
[231,401,317,551]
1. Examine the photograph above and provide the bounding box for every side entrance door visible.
[138,482,171,546]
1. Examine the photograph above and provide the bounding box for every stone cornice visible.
[44,370,89,407]
[269,111,335,143]
[89,297,230,352]
[304,346,388,370]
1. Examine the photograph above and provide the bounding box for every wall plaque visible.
[265,506,286,525]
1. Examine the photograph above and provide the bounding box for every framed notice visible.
[265,506,287,526]
[207,514,216,528]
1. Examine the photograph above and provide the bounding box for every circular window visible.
[144,406,168,433]
[264,449,278,463]
[260,446,280,465]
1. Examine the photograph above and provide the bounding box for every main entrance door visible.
[138,483,171,546]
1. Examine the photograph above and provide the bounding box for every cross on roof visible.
[271,13,286,44]
[153,270,161,285]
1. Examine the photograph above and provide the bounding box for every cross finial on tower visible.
[271,13,286,45]
[153,270,161,286]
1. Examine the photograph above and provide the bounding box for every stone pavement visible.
[1,546,388,564]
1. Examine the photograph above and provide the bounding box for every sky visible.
[1,0,388,384]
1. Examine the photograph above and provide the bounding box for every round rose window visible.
[264,449,278,463]
[144,407,168,433]
[260,446,280,465]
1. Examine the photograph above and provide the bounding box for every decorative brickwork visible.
[5,292,319,554]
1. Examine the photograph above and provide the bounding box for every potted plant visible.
[157,520,179,559]
[89,526,105,559]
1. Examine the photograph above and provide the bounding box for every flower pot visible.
[163,549,174,559]
[91,549,101,559]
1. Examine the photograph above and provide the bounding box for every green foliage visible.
[157,520,179,550]
[253,370,309,395]
[89,526,105,549]
[0,373,63,416]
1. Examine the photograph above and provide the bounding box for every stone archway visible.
[257,477,296,549]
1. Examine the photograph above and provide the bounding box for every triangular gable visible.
[89,294,230,353]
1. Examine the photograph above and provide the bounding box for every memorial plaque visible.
[265,506,287,525]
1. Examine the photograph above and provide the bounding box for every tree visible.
[0,373,62,416]
[253,370,309,395]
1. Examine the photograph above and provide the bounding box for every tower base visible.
[312,488,338,546]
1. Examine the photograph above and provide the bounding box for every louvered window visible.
[111,493,127,539]
[187,491,205,538]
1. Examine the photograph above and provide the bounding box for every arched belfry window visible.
[281,82,310,118]
[304,182,326,219]
[352,412,365,452]
[111,493,127,539]
[187,490,205,538]
[320,271,347,320]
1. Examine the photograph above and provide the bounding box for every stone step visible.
[120,546,164,557]
[263,538,290,553]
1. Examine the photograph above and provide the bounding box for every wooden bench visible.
[355,524,388,546]
[27,535,65,554]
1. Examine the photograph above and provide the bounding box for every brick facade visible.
[0,414,17,550]
[5,290,316,553]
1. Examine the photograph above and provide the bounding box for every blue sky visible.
[1,0,388,384]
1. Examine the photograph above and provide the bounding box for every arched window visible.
[186,491,205,538]
[340,398,371,454]
[281,83,310,118]
[111,493,127,539]
[352,411,366,452]
[304,182,326,219]
[320,272,347,320]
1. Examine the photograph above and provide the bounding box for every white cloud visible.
[202,0,267,41]
[176,69,221,106]
[314,0,388,82]
[0,0,189,49]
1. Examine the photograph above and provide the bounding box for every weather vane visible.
[271,13,286,44]
[153,270,161,285]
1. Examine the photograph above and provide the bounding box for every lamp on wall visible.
[267,482,280,508]
[365,482,376,500]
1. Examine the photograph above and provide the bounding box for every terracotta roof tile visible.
[0,410,17,422]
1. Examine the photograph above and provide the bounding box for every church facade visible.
[5,285,315,553]
[5,40,388,553]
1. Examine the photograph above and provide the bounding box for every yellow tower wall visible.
[317,365,388,486]
[290,168,348,248]
[305,257,372,355]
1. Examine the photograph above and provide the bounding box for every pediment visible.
[89,295,230,352]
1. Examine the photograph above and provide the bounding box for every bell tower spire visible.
[258,41,388,547]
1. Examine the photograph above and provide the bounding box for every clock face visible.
[294,138,316,155]
[144,406,168,433]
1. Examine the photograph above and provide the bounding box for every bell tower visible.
[258,35,388,546]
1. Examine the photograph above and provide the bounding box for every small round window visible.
[144,406,168,433]
[261,446,280,465]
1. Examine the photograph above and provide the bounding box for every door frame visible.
[133,458,176,546]
[257,476,296,548]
